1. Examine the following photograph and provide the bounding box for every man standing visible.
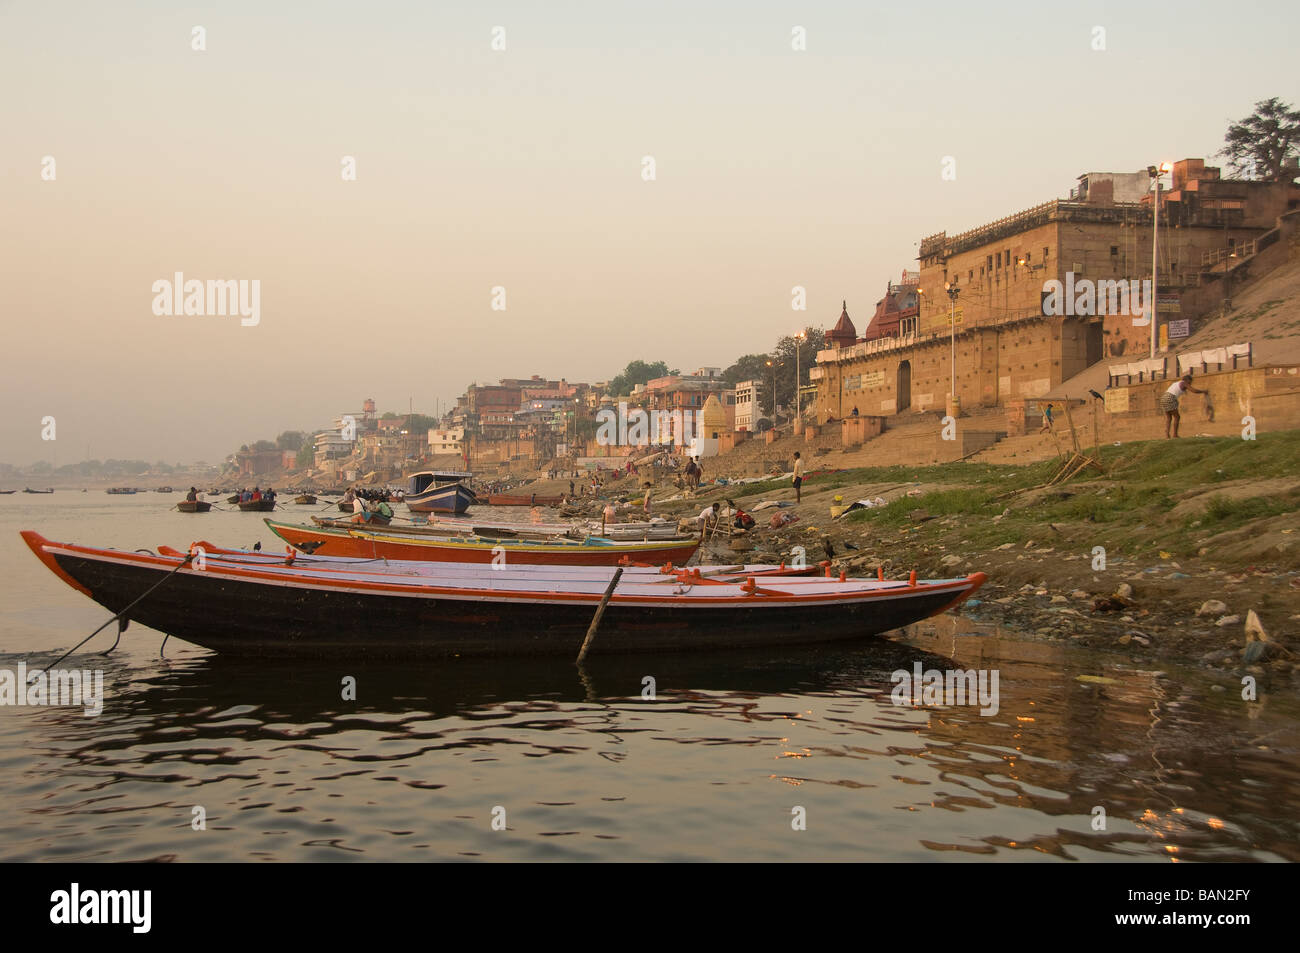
[792,451,804,503]
[1161,373,1207,438]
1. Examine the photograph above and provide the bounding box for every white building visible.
[428,427,465,455]
[734,379,759,431]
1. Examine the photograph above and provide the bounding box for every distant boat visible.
[156,486,174,493]
[106,487,138,495]
[404,471,475,514]
[177,500,213,513]
[24,488,54,494]
[0,490,15,495]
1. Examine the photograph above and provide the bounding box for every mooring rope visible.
[33,551,195,677]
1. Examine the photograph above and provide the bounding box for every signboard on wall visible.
[1157,294,1181,314]
[1167,318,1190,339]
[1104,388,1129,413]
[862,369,886,388]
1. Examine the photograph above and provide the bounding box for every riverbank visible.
[535,432,1300,676]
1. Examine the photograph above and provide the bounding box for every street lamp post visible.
[1148,162,1171,358]
[945,279,960,415]
[766,359,776,418]
[794,331,806,430]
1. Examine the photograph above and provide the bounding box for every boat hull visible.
[177,501,212,513]
[405,483,476,514]
[237,499,276,512]
[22,533,984,658]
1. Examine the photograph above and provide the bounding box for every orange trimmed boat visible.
[20,530,987,658]
[265,518,699,565]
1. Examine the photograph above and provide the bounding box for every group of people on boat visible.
[341,485,394,522]
[239,487,276,503]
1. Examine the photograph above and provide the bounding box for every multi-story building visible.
[812,158,1299,419]
[734,379,759,431]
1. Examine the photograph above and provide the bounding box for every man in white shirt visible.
[1160,373,1207,438]
[792,451,805,502]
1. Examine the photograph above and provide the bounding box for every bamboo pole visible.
[576,567,624,664]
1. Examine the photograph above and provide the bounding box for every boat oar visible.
[576,567,623,664]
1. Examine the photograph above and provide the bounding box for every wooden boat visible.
[156,486,174,493]
[177,500,212,513]
[0,490,15,494]
[487,493,565,507]
[25,487,55,494]
[237,499,276,512]
[267,518,700,566]
[294,494,318,505]
[20,530,986,658]
[404,471,476,514]
[106,487,138,495]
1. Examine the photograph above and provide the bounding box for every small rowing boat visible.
[237,499,276,512]
[24,488,54,494]
[177,500,212,513]
[21,530,986,658]
[294,494,318,505]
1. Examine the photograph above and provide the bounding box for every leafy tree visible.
[276,430,307,451]
[605,360,676,397]
[251,440,277,453]
[295,443,315,469]
[1221,98,1300,180]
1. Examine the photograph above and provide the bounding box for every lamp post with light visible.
[794,330,806,431]
[945,279,960,415]
[1148,161,1172,358]
[765,359,779,419]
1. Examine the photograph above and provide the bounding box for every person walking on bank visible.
[792,451,805,503]
[1161,373,1207,439]
[1040,403,1055,433]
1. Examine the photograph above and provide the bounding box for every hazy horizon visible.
[3,0,1297,465]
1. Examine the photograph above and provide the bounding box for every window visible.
[996,252,1001,268]
[987,255,993,270]
[1043,246,1050,260]
[1005,248,1010,266]
[1025,251,1031,262]
[968,269,973,281]
[1110,245,1119,256]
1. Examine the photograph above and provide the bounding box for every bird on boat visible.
[822,536,835,560]
[253,542,261,552]
[295,541,325,554]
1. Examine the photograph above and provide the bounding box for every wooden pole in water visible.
[576,566,624,664]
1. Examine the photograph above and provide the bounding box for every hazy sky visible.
[3,0,1297,465]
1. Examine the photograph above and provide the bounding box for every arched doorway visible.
[897,360,912,413]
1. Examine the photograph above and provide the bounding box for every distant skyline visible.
[3,0,1298,464]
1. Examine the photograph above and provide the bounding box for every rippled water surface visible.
[2,495,1297,861]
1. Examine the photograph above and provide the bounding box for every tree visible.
[1221,98,1300,181]
[605,360,676,397]
[771,326,825,417]
[295,443,315,469]
[276,430,307,452]
[252,439,277,453]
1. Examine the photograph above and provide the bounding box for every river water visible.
[1,493,1296,861]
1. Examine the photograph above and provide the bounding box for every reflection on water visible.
[1,634,1295,862]
[1,496,1297,861]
